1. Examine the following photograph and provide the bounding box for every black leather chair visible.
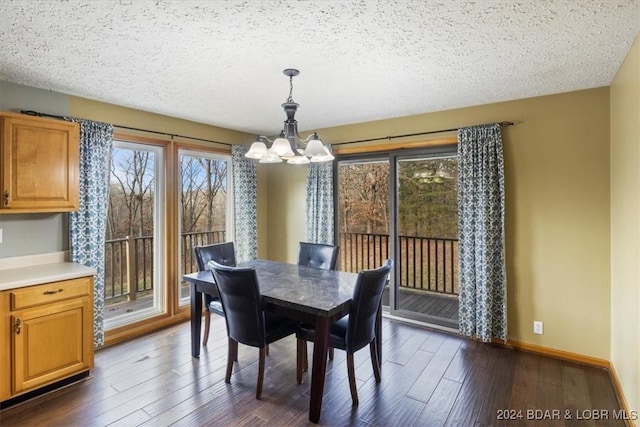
[297,242,339,271]
[194,242,236,346]
[295,259,393,405]
[208,260,298,399]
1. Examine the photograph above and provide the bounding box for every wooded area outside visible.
[337,156,460,302]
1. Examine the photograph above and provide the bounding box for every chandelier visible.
[245,69,334,164]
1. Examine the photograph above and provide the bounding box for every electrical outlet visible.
[0,228,3,243]
[533,321,544,335]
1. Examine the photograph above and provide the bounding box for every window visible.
[102,136,232,342]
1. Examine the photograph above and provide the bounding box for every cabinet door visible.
[0,292,9,401]
[11,297,93,394]
[1,114,79,212]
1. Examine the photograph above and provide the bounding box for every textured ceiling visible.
[0,1,638,136]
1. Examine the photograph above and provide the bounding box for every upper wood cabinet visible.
[0,111,80,213]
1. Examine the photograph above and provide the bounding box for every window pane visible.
[336,159,391,306]
[178,150,231,306]
[396,155,459,327]
[104,141,165,329]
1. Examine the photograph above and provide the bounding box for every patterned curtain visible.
[457,123,507,342]
[305,162,334,244]
[231,145,258,262]
[65,118,113,348]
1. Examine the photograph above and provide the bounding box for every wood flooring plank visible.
[104,408,152,427]
[421,332,446,353]
[444,343,500,426]
[406,336,462,402]
[538,355,563,387]
[506,351,540,427]
[475,345,517,427]
[443,338,481,383]
[562,362,596,427]
[359,349,434,426]
[413,377,463,427]
[585,367,626,427]
[384,396,426,427]
[535,373,565,427]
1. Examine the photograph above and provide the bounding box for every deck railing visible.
[104,230,225,304]
[105,230,458,304]
[339,232,459,296]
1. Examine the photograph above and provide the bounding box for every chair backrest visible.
[208,260,266,348]
[346,259,393,353]
[297,242,339,270]
[194,242,236,272]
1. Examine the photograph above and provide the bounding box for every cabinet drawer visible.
[10,277,91,310]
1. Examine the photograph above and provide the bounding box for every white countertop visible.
[0,262,96,291]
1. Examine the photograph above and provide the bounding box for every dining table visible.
[182,259,383,424]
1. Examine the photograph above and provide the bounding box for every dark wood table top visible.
[183,259,360,318]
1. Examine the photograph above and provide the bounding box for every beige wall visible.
[69,96,253,146]
[265,87,612,360]
[610,35,640,415]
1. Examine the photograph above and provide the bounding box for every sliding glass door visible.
[391,152,459,328]
[336,147,459,328]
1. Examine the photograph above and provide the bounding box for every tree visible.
[337,157,458,239]
[107,148,154,239]
[338,162,389,234]
[180,157,227,234]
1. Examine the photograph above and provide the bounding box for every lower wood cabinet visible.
[0,276,94,402]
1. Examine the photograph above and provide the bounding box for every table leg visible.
[190,283,202,358]
[309,316,330,423]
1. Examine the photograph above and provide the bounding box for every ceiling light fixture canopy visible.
[245,69,333,164]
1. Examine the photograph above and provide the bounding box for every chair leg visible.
[296,338,304,384]
[302,341,308,372]
[202,310,211,346]
[346,353,359,406]
[370,341,381,383]
[328,347,334,361]
[265,344,269,356]
[225,337,238,383]
[256,347,266,399]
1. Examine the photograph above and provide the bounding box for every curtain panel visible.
[305,161,334,244]
[231,145,258,262]
[65,118,114,348]
[457,123,507,342]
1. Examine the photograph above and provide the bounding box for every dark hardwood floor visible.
[0,316,624,427]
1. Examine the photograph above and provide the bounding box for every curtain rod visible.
[20,110,232,146]
[332,121,514,146]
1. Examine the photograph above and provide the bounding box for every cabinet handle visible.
[3,191,8,207]
[43,289,64,295]
[15,318,21,335]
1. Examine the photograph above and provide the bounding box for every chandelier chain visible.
[287,75,294,102]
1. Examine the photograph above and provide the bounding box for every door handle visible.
[15,318,21,335]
